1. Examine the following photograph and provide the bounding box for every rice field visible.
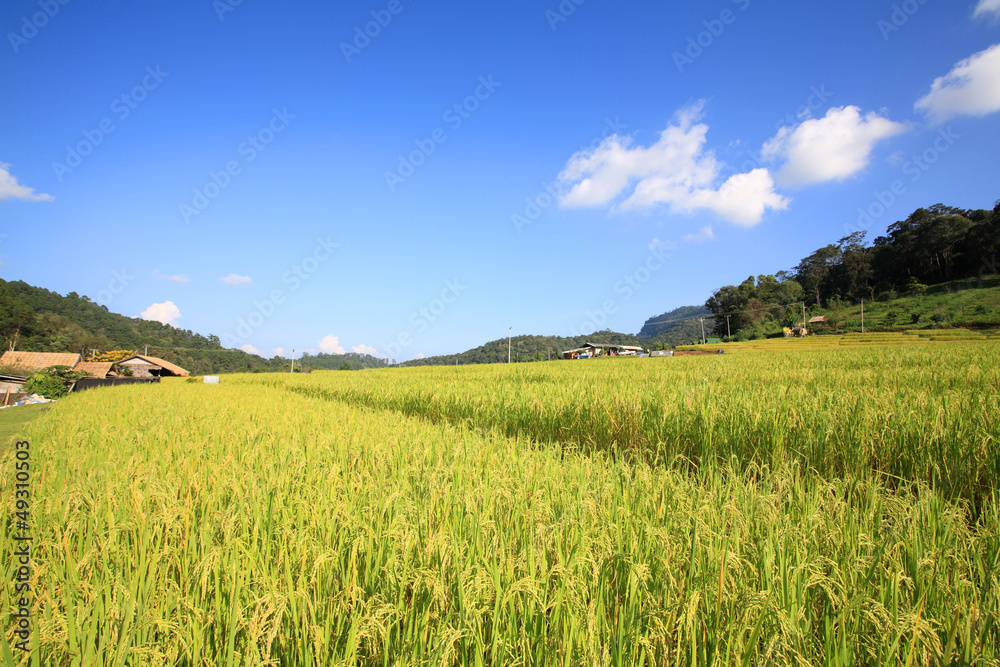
[676,329,1000,354]
[3,343,999,665]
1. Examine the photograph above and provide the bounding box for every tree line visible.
[706,201,999,338]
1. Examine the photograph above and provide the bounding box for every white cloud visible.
[416,353,425,359]
[557,103,788,227]
[319,335,345,355]
[141,301,181,326]
[648,237,677,253]
[220,274,251,286]
[762,106,907,187]
[915,43,1000,123]
[241,343,261,355]
[0,162,53,202]
[353,344,378,356]
[974,0,1000,19]
[683,226,714,243]
[152,270,191,283]
[271,347,285,358]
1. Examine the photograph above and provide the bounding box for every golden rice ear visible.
[15,344,996,664]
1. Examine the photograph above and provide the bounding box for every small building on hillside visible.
[115,355,190,378]
[809,316,828,326]
[561,342,644,359]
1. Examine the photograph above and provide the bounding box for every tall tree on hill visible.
[795,244,840,306]
[829,232,875,302]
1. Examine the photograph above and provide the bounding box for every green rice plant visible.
[2,347,998,665]
[237,344,1000,509]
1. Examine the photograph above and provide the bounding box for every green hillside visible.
[0,279,386,375]
[805,276,1000,334]
[400,332,651,366]
[637,305,710,342]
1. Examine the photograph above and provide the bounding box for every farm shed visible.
[1,351,82,372]
[115,355,190,378]
[0,373,26,393]
[73,362,118,379]
[561,343,644,359]
[0,351,84,392]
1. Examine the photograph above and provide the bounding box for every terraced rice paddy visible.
[676,329,1000,354]
[2,342,999,665]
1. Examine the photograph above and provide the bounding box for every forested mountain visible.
[0,279,386,374]
[299,352,388,371]
[637,305,711,340]
[705,201,1000,339]
[400,332,651,366]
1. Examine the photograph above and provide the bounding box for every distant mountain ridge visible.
[0,278,713,371]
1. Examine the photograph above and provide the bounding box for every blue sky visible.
[2,0,999,361]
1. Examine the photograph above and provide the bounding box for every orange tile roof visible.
[0,351,81,372]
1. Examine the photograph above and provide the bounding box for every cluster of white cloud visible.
[558,34,1000,236]
[558,104,788,227]
[0,162,53,202]
[353,343,378,356]
[762,106,907,187]
[141,301,181,326]
[220,274,251,286]
[974,0,1000,19]
[152,270,191,283]
[682,226,714,244]
[557,103,906,227]
[319,335,345,355]
[915,43,1000,124]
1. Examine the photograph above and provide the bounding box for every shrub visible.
[23,373,69,399]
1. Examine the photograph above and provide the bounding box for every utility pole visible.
[861,299,865,333]
[801,303,806,330]
[725,315,731,338]
[699,317,706,345]
[508,327,511,364]
[290,349,295,373]
[144,344,148,356]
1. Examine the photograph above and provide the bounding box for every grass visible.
[2,345,999,665]
[0,403,51,451]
